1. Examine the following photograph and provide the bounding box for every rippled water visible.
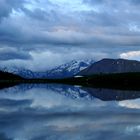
[0,84,140,140]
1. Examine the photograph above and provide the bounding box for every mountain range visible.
[0,59,94,79]
[1,58,140,79]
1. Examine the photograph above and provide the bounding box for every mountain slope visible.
[0,66,35,79]
[45,60,95,79]
[78,58,140,76]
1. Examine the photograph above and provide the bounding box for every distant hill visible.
[0,71,23,89]
[0,71,23,80]
[78,58,140,76]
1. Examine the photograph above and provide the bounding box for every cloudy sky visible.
[1,0,140,71]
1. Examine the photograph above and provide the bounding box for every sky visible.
[0,0,140,71]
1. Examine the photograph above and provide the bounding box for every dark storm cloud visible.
[0,47,31,60]
[83,0,140,5]
[0,133,12,140]
[0,0,25,20]
[0,7,87,47]
[0,0,138,47]
[83,0,104,5]
[0,99,32,108]
[130,0,140,5]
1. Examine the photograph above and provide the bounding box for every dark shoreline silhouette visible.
[1,70,140,91]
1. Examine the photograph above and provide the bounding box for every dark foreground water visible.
[0,84,140,140]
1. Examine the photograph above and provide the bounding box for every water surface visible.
[0,84,140,140]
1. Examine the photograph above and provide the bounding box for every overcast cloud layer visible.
[0,0,140,71]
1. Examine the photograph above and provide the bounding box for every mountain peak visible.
[45,59,95,78]
[78,58,140,76]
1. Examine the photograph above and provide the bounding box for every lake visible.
[0,84,140,140]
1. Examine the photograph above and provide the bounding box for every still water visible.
[0,84,140,140]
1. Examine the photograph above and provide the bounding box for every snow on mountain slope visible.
[0,59,95,79]
[0,66,35,78]
[45,59,95,78]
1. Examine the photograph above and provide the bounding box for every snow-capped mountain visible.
[44,59,95,79]
[0,59,95,79]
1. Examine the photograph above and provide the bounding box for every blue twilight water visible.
[0,84,140,140]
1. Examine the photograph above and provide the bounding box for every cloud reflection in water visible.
[0,84,139,140]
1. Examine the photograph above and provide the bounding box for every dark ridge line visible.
[1,72,140,91]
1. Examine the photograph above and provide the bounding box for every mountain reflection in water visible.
[0,84,140,140]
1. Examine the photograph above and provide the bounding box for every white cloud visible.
[119,99,140,109]
[120,51,140,60]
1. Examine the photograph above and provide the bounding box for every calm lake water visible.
[0,84,140,140]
